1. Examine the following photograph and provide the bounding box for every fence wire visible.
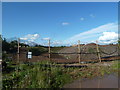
[8,40,119,64]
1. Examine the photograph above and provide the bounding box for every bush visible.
[3,62,72,88]
[29,47,48,56]
[2,53,11,70]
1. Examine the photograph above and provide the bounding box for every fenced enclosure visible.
[8,38,119,65]
[2,38,119,88]
[50,43,119,64]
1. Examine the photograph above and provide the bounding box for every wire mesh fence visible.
[7,39,119,64]
[48,40,119,64]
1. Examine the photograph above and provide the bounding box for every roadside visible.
[2,60,119,88]
[63,61,119,88]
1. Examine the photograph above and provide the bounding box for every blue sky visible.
[2,2,118,46]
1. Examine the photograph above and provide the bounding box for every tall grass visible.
[3,60,119,88]
[3,61,72,88]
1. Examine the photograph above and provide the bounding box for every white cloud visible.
[62,22,69,26]
[20,37,28,40]
[65,22,118,44]
[80,17,84,21]
[98,32,118,44]
[42,37,50,40]
[51,40,64,45]
[90,14,95,18]
[99,40,118,44]
[98,32,118,41]
[20,34,40,42]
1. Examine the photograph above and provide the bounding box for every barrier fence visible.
[2,38,119,88]
[13,38,119,64]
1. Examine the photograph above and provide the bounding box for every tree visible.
[118,38,120,44]
[2,38,10,52]
[9,40,18,53]
[20,43,29,47]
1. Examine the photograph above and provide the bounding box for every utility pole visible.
[78,40,81,64]
[96,40,101,63]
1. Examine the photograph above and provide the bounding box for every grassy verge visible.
[68,61,119,79]
[3,61,72,88]
[2,60,119,88]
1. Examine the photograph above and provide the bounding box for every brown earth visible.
[8,44,120,64]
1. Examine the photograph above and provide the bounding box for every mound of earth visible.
[58,44,118,61]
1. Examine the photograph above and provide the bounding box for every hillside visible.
[58,44,118,62]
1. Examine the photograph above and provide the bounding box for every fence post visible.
[96,40,101,63]
[78,40,81,63]
[48,39,51,60]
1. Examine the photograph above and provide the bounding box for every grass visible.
[2,60,119,88]
[3,61,72,88]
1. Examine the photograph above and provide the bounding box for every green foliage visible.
[118,39,120,44]
[2,38,11,53]
[88,48,95,53]
[2,53,13,71]
[29,47,48,56]
[111,61,119,71]
[4,40,18,53]
[3,60,119,89]
[2,53,8,61]
[118,39,120,49]
[20,43,29,47]
[49,67,71,88]
[2,38,29,53]
[3,61,72,88]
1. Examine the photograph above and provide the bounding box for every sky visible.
[2,2,118,46]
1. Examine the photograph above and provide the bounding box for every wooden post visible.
[78,40,81,63]
[17,38,20,64]
[48,39,51,60]
[96,40,101,63]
